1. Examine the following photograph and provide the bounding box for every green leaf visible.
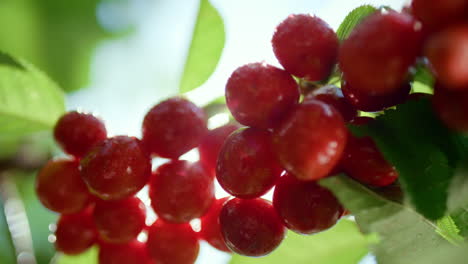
[179,0,225,93]
[447,160,468,238]
[0,52,65,136]
[55,247,98,264]
[336,5,377,41]
[320,175,453,264]
[436,216,464,244]
[349,99,465,220]
[229,219,373,264]
[15,172,57,264]
[412,63,435,93]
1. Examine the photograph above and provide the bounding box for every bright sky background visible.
[69,0,408,263]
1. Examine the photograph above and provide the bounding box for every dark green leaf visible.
[179,0,225,93]
[229,219,373,264]
[336,5,377,41]
[0,52,65,136]
[349,99,465,220]
[320,175,453,264]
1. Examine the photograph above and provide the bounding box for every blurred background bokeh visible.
[0,0,407,263]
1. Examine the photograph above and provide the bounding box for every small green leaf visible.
[349,99,464,220]
[412,63,435,93]
[320,175,453,264]
[229,219,372,264]
[336,5,377,41]
[0,52,65,136]
[55,247,98,264]
[179,0,225,93]
[436,216,464,245]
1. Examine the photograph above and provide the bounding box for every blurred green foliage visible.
[0,0,110,91]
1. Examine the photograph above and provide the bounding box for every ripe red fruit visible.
[55,208,97,255]
[411,0,468,32]
[304,85,357,121]
[98,240,154,264]
[199,197,231,252]
[225,62,299,129]
[273,99,347,181]
[272,14,338,81]
[341,134,398,187]
[273,173,343,234]
[81,136,151,200]
[425,24,468,90]
[147,219,199,264]
[341,81,411,112]
[339,11,422,95]
[93,197,146,244]
[54,111,107,158]
[142,97,207,159]
[216,128,283,198]
[149,160,214,223]
[199,124,240,177]
[219,198,285,257]
[36,159,91,214]
[432,83,468,132]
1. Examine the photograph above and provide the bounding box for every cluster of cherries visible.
[35,0,468,263]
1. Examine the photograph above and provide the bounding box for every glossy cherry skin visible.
[304,85,357,121]
[150,160,214,223]
[273,173,343,234]
[199,197,230,252]
[273,99,347,181]
[81,136,151,200]
[425,24,468,90]
[142,97,207,159]
[225,62,300,129]
[219,198,286,257]
[98,240,155,264]
[272,14,338,81]
[341,81,411,112]
[198,124,240,177]
[339,10,422,95]
[341,134,398,187]
[55,207,97,255]
[147,219,199,264]
[216,128,283,198]
[54,111,107,158]
[93,196,146,244]
[432,83,468,132]
[411,0,468,33]
[36,158,92,214]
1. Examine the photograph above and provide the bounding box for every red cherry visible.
[54,111,107,158]
[142,97,207,159]
[425,24,468,90]
[199,197,230,252]
[55,208,97,255]
[273,173,343,234]
[341,80,411,112]
[150,160,214,223]
[225,62,300,129]
[198,124,240,177]
[272,14,338,81]
[273,99,347,181]
[339,10,422,95]
[36,158,91,214]
[81,136,151,200]
[147,219,199,264]
[98,240,154,264]
[93,196,146,244]
[304,85,357,121]
[432,83,468,132]
[219,198,285,257]
[216,127,283,198]
[411,0,468,33]
[341,134,398,187]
